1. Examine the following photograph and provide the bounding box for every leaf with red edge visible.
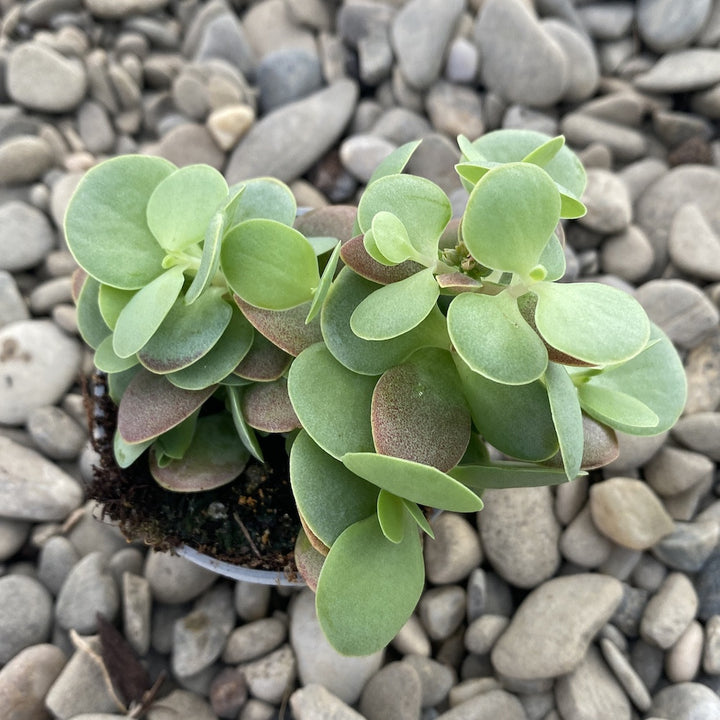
[241,377,300,432]
[149,414,249,492]
[234,333,292,381]
[372,347,470,472]
[234,295,322,357]
[117,368,216,444]
[294,527,325,592]
[340,235,424,285]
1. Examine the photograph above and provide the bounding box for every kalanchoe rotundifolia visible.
[65,130,687,657]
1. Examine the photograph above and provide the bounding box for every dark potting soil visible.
[84,373,299,578]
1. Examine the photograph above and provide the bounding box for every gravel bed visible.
[1,1,720,719]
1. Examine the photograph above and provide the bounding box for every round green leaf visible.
[365,139,422,189]
[113,430,152,469]
[94,335,139,373]
[340,234,424,285]
[579,324,686,435]
[222,219,319,310]
[288,343,375,459]
[290,430,378,548]
[226,177,296,227]
[464,129,587,198]
[357,174,451,261]
[538,232,566,282]
[377,490,406,544]
[146,164,228,252]
[448,291,548,385]
[149,414,249,492]
[462,162,561,277]
[454,355,559,462]
[76,275,110,350]
[166,306,254,390]
[532,281,651,365]
[184,211,224,305]
[342,452,484,513]
[372,211,417,264]
[451,462,572,490]
[544,361,584,481]
[112,266,185,358]
[98,284,134,330]
[371,347,471,472]
[316,513,424,656]
[350,268,440,341]
[578,384,659,429]
[65,154,174,289]
[138,290,232,373]
[321,267,449,375]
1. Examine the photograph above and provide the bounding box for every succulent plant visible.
[65,129,686,657]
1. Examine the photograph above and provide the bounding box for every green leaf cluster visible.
[66,131,687,659]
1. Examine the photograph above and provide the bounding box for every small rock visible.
[644,446,714,497]
[425,81,485,140]
[146,688,217,720]
[157,122,225,169]
[0,202,55,272]
[392,0,465,91]
[7,42,87,113]
[402,654,455,707]
[666,620,704,682]
[234,580,271,621]
[123,572,151,657]
[652,521,720,573]
[466,567,514,621]
[561,113,647,162]
[703,615,720,674]
[578,168,632,234]
[491,573,623,679]
[0,518,30,562]
[669,203,720,281]
[257,49,323,113]
[194,11,255,78]
[0,436,83,522]
[241,644,296,704]
[172,583,235,678]
[475,0,568,108]
[339,134,396,183]
[27,405,86,461]
[697,548,720,620]
[437,688,527,720]
[85,0,168,19]
[555,644,632,720]
[0,575,54,664]
[0,271,30,329]
[77,99,115,155]
[37,535,80,595]
[0,643,66,720]
[478,486,561,588]
[560,505,613,569]
[223,617,287,664]
[290,683,365,720]
[243,0,316,59]
[600,225,655,283]
[590,477,675,550]
[206,104,255,151]
[424,512,482,585]
[289,589,383,705]
[445,37,479,84]
[634,279,719,349]
[641,572,698,649]
[55,552,119,634]
[638,0,712,51]
[672,412,720,462]
[210,665,248,719]
[144,550,216,604]
[226,80,359,183]
[600,637,652,712]
[465,615,510,655]
[359,661,421,720]
[66,509,128,561]
[649,682,720,720]
[635,49,720,93]
[543,18,599,102]
[684,329,720,415]
[577,2,635,40]
[418,585,466,641]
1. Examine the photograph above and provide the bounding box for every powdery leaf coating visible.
[241,377,300,433]
[371,347,470,472]
[340,234,423,285]
[293,205,358,244]
[149,414,249,492]
[117,369,216,444]
[294,528,325,592]
[234,333,292,382]
[316,513,425,656]
[590,477,675,550]
[235,296,322,357]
